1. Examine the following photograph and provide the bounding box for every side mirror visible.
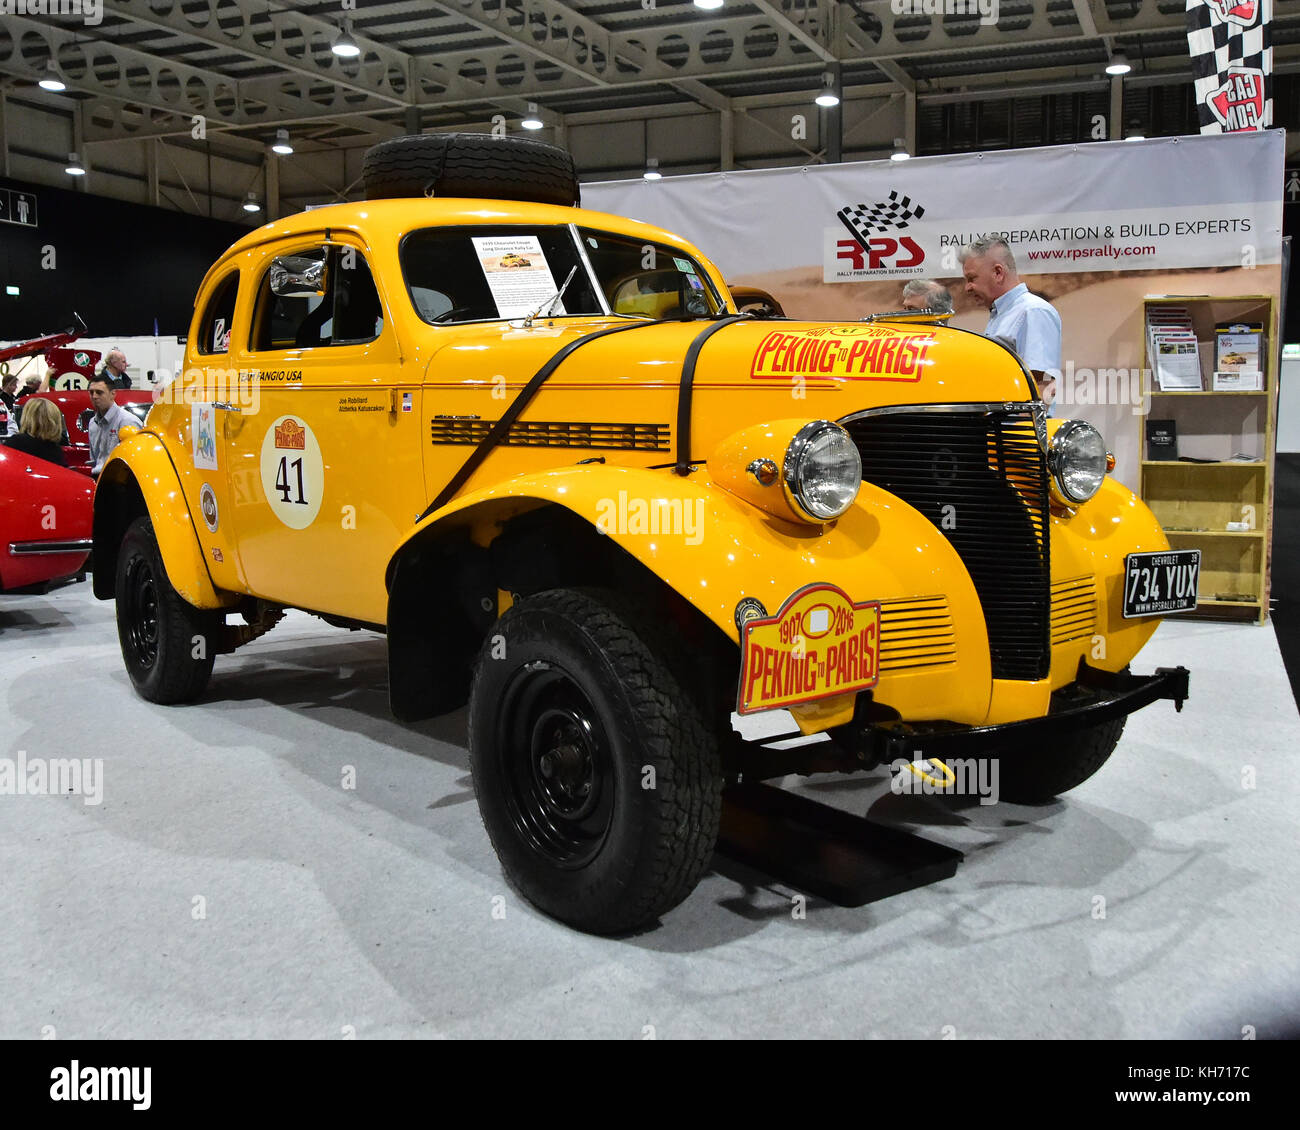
[269,254,328,298]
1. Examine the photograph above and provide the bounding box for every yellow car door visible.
[222,234,422,623]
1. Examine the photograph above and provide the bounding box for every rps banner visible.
[1187,0,1272,133]
[582,131,1284,283]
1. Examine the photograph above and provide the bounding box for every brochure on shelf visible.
[1213,322,1264,390]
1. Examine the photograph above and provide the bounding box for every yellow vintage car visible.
[93,134,1191,935]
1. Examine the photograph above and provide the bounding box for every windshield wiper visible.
[522,266,578,328]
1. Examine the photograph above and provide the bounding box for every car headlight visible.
[1048,419,1108,504]
[783,420,862,521]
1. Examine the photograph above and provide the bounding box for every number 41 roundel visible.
[259,415,325,529]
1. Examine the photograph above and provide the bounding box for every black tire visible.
[362,133,580,206]
[115,516,219,704]
[468,588,723,934]
[995,717,1126,804]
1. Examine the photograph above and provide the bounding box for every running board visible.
[716,782,964,908]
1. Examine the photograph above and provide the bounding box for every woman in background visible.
[3,397,68,467]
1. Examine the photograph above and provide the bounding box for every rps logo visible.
[834,192,927,273]
[1207,0,1259,27]
[836,235,924,271]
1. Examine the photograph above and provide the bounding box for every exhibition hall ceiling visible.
[3,0,1298,149]
[2,0,1299,215]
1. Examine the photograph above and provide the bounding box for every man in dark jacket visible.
[97,348,132,390]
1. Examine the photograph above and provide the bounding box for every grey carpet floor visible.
[2,582,1297,1039]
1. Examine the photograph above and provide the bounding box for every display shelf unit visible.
[1139,295,1277,625]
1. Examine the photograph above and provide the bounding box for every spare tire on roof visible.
[362,133,581,206]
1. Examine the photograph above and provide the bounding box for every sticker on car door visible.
[259,415,324,529]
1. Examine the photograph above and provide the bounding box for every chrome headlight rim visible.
[781,419,862,522]
[1048,419,1108,504]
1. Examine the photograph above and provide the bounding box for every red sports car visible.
[0,445,94,592]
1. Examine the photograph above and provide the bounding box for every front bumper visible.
[849,663,1189,762]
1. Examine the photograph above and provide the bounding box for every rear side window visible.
[249,246,384,351]
[196,270,239,355]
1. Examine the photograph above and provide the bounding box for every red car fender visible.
[0,446,93,592]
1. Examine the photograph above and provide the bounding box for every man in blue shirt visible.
[960,237,1061,412]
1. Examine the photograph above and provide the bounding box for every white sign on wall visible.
[582,131,1285,284]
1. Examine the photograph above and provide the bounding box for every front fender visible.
[389,464,995,727]
[1048,475,1168,683]
[93,433,233,609]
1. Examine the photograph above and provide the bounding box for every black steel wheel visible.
[498,668,615,868]
[114,516,219,704]
[469,588,723,934]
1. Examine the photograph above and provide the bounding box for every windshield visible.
[400,225,723,325]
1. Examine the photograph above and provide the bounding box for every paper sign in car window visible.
[471,235,564,320]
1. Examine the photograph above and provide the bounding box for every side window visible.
[249,246,383,352]
[197,270,239,356]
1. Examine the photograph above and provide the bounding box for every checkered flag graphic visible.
[1186,0,1272,132]
[837,191,926,249]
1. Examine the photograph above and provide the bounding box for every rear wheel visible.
[115,517,219,704]
[995,717,1126,803]
[468,588,723,934]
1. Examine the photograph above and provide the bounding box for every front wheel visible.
[115,516,219,704]
[994,716,1126,803]
[468,588,723,934]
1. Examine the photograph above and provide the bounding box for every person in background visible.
[86,374,138,476]
[901,279,954,314]
[17,369,48,399]
[98,348,133,390]
[2,396,67,467]
[0,374,16,438]
[960,236,1060,412]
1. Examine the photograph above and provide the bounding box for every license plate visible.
[1122,549,1200,618]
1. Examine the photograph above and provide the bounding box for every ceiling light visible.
[332,20,361,59]
[271,128,294,155]
[694,0,725,9]
[643,158,662,181]
[64,153,85,176]
[1105,50,1131,76]
[243,191,261,213]
[815,70,839,107]
[38,62,66,93]
[521,103,543,131]
[890,138,911,162]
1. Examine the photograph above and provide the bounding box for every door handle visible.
[213,402,242,413]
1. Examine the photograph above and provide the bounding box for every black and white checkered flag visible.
[837,191,925,249]
[1186,0,1272,133]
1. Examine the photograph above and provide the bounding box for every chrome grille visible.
[844,405,1051,681]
